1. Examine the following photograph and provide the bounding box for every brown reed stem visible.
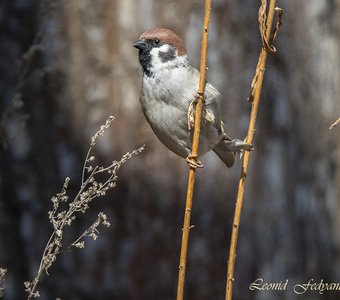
[176,1,211,299]
[225,1,279,300]
[329,117,340,129]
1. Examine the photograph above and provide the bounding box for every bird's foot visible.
[237,137,253,160]
[185,155,204,169]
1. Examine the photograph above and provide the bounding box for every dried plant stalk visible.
[176,1,211,300]
[329,117,340,129]
[0,268,6,298]
[24,116,144,299]
[225,1,281,300]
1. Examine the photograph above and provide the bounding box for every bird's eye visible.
[154,39,160,45]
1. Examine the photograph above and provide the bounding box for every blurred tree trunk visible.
[0,1,339,299]
[0,1,42,299]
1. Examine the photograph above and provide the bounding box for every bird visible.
[133,28,252,168]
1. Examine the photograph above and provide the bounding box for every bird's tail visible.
[213,135,253,167]
[212,138,236,168]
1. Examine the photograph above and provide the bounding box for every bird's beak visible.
[133,39,147,50]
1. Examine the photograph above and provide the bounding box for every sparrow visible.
[133,28,252,168]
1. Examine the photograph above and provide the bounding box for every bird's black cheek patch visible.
[158,47,176,63]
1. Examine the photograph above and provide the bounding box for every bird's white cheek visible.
[150,44,171,66]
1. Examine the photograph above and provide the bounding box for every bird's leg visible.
[185,154,204,168]
[186,94,203,168]
[187,95,199,130]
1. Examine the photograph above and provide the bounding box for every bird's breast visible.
[140,75,193,157]
[139,69,222,158]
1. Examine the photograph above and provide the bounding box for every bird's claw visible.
[185,155,204,169]
[239,137,253,160]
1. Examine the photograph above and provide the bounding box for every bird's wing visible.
[203,82,225,134]
[185,65,224,134]
[187,66,221,107]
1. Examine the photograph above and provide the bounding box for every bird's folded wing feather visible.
[204,82,225,134]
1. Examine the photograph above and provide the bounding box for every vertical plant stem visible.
[225,1,277,300]
[176,1,211,300]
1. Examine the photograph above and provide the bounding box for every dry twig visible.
[0,268,6,298]
[24,116,144,299]
[176,1,211,299]
[329,117,340,129]
[225,1,282,300]
[248,3,283,102]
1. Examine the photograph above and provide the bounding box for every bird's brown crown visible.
[140,28,187,56]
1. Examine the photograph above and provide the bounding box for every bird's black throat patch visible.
[138,48,153,77]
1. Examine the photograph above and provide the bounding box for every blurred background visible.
[0,0,339,299]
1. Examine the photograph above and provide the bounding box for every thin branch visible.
[329,117,340,129]
[225,1,281,300]
[176,1,211,300]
